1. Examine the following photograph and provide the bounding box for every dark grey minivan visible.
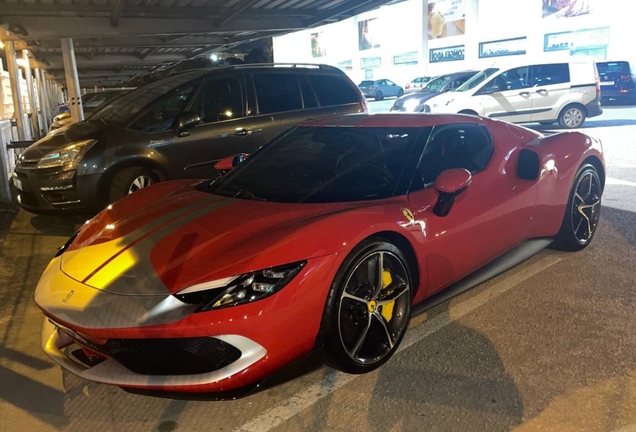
[13,64,367,214]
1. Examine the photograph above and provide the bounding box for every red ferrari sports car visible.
[35,113,604,397]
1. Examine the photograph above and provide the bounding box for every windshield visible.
[210,126,428,203]
[423,75,451,92]
[597,61,631,74]
[456,68,499,92]
[89,71,207,126]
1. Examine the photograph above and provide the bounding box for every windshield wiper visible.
[233,189,267,201]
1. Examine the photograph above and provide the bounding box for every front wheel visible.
[321,238,413,374]
[553,165,602,251]
[559,105,586,129]
[108,167,158,204]
[375,91,384,101]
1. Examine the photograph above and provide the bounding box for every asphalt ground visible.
[1,102,635,432]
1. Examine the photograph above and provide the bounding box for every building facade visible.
[273,0,631,87]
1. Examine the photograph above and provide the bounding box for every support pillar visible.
[23,50,41,139]
[5,41,27,141]
[60,38,84,123]
[35,68,51,130]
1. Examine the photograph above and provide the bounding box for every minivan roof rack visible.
[221,63,341,71]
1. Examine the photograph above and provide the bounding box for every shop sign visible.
[393,51,419,66]
[361,56,382,69]
[544,27,610,52]
[338,60,353,71]
[429,45,465,63]
[479,37,527,58]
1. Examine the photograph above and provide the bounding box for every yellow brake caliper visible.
[380,269,395,322]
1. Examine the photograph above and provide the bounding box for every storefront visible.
[273,0,630,86]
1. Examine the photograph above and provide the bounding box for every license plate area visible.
[601,81,615,86]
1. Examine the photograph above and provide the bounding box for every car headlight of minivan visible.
[36,139,97,169]
[404,99,424,112]
[175,261,307,312]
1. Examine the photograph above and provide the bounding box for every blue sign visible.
[479,37,527,59]
[544,27,610,52]
[430,45,465,63]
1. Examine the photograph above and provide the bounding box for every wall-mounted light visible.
[0,41,4,49]
[210,54,219,62]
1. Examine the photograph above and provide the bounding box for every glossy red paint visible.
[434,168,472,194]
[36,113,605,394]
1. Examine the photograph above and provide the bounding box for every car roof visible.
[300,113,490,128]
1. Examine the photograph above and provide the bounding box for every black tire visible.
[558,104,586,129]
[552,164,602,251]
[108,167,158,204]
[375,91,384,101]
[397,89,404,98]
[320,237,414,374]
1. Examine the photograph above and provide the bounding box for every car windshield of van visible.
[423,75,451,92]
[89,71,207,126]
[597,61,631,74]
[209,126,427,203]
[456,68,499,92]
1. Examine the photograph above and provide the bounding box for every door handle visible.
[535,89,548,94]
[234,128,253,137]
[519,91,530,97]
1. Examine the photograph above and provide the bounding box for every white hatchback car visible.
[423,58,603,128]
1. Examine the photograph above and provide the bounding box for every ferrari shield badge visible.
[401,208,414,223]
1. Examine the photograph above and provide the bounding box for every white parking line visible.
[234,256,562,432]
[607,177,636,187]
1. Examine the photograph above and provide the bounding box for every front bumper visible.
[35,252,342,393]
[12,165,101,214]
[41,319,266,389]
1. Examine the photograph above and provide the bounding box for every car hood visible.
[393,91,441,108]
[425,91,465,110]
[60,181,373,296]
[21,121,108,161]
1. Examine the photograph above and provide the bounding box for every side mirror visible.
[214,153,248,174]
[175,111,201,137]
[433,168,472,217]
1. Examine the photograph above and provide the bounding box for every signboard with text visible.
[361,57,382,69]
[393,51,419,66]
[430,45,465,63]
[544,27,610,51]
[479,37,527,58]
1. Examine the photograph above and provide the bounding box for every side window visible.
[386,79,395,86]
[412,124,494,190]
[253,73,302,114]
[426,76,451,92]
[483,67,531,92]
[130,84,197,133]
[532,63,570,86]
[307,74,359,107]
[299,76,319,109]
[189,77,244,124]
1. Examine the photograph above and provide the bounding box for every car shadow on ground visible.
[367,301,524,432]
[601,206,636,248]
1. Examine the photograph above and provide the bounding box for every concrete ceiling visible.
[0,0,393,87]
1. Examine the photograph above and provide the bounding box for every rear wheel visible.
[397,89,404,98]
[375,91,384,101]
[321,238,413,374]
[553,165,602,251]
[108,167,158,204]
[558,105,586,129]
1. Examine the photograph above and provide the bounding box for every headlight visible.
[36,139,97,169]
[175,261,307,312]
[403,99,423,112]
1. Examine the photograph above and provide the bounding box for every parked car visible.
[35,113,605,396]
[597,60,636,104]
[424,58,602,129]
[12,64,367,214]
[405,76,432,93]
[49,89,133,133]
[391,71,478,112]
[358,79,404,101]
